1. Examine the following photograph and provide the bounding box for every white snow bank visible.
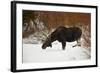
[23,41,91,63]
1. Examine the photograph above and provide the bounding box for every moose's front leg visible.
[62,42,66,50]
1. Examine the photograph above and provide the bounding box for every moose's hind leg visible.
[73,39,81,47]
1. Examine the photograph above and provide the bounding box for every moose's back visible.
[55,26,82,42]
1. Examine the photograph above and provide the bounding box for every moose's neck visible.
[49,34,56,43]
[46,30,57,44]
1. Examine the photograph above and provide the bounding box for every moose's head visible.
[42,37,52,49]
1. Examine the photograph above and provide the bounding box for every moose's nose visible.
[42,45,46,49]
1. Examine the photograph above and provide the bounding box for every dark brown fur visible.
[42,26,82,50]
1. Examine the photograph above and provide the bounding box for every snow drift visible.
[23,41,90,63]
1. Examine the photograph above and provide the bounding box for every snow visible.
[23,41,91,63]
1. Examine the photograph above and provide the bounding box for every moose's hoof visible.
[73,45,76,47]
[62,48,65,50]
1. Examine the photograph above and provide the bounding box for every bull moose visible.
[42,26,82,50]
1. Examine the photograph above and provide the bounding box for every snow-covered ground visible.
[23,41,91,63]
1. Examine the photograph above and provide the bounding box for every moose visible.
[42,26,82,50]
